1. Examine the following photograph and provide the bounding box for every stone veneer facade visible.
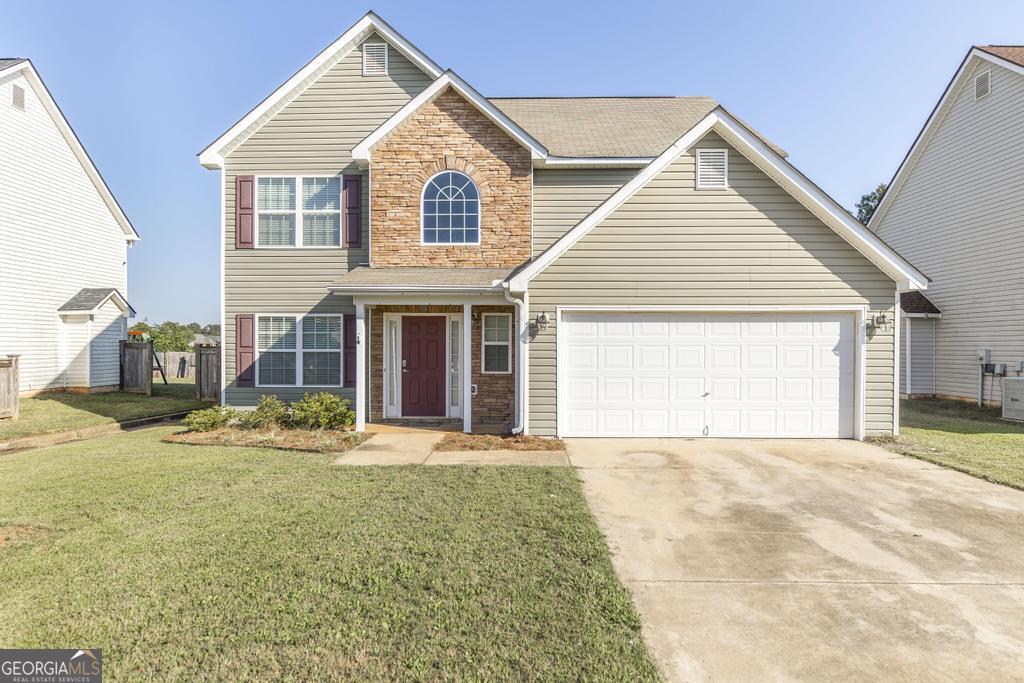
[368,88,532,268]
[369,304,515,426]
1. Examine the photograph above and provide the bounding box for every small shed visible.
[57,288,135,391]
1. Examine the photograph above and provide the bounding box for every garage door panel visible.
[560,311,856,438]
[638,345,670,370]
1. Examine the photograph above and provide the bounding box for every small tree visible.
[855,183,888,225]
[151,321,194,352]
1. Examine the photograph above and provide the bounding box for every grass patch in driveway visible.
[0,378,209,440]
[163,427,369,453]
[434,432,565,451]
[0,427,656,680]
[873,398,1024,490]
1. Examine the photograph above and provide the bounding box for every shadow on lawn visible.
[901,398,1024,435]
[30,380,207,418]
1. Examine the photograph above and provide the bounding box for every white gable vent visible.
[696,148,728,189]
[11,84,25,110]
[362,43,388,76]
[975,69,991,100]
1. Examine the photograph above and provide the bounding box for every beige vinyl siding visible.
[875,60,1024,405]
[528,132,897,436]
[532,168,636,255]
[901,316,936,396]
[223,35,432,405]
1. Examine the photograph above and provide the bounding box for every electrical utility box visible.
[1003,377,1024,422]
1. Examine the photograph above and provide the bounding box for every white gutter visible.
[502,283,527,434]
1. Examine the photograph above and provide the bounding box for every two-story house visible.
[870,46,1024,406]
[200,12,926,439]
[1,58,137,394]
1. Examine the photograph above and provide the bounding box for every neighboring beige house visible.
[0,59,138,394]
[870,46,1024,405]
[200,12,926,439]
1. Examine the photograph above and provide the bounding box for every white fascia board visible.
[711,109,928,290]
[540,156,654,168]
[328,284,500,294]
[3,61,140,241]
[868,48,1024,232]
[509,108,927,292]
[352,71,548,164]
[507,114,719,291]
[198,12,443,170]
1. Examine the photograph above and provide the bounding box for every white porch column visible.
[463,303,473,433]
[355,302,366,432]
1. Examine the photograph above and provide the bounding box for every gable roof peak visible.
[198,11,443,169]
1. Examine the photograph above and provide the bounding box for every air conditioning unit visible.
[1003,377,1024,421]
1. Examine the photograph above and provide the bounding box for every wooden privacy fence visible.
[120,340,153,395]
[195,345,220,401]
[155,351,194,378]
[0,354,20,419]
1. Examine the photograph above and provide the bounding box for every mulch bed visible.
[433,433,565,452]
[164,428,370,454]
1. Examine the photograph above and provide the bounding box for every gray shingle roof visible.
[901,291,941,315]
[330,267,513,290]
[0,58,26,71]
[58,288,133,314]
[489,97,786,159]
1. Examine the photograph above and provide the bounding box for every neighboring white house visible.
[870,46,1024,406]
[0,58,139,393]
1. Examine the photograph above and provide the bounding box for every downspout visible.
[502,283,527,434]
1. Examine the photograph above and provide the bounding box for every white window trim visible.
[254,314,343,388]
[420,170,482,246]
[695,148,729,190]
[362,42,389,76]
[481,313,512,375]
[974,69,991,100]
[254,175,343,249]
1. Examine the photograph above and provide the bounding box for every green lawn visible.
[0,378,210,440]
[878,399,1024,490]
[0,428,657,680]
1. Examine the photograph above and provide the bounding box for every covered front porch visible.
[328,267,528,434]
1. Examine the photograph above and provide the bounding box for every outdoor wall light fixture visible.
[867,313,890,333]
[534,311,550,333]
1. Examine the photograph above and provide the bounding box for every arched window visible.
[422,171,480,244]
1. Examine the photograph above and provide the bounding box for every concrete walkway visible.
[568,438,1024,681]
[334,432,568,466]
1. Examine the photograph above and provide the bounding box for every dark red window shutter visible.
[343,313,356,387]
[235,176,255,249]
[342,175,361,248]
[236,314,255,387]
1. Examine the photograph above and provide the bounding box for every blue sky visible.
[4,0,1023,324]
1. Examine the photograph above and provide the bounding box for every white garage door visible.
[560,312,856,438]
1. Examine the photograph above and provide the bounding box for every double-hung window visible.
[256,176,341,247]
[302,315,342,386]
[256,315,342,387]
[257,316,297,385]
[482,313,511,374]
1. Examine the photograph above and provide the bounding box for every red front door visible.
[401,316,446,417]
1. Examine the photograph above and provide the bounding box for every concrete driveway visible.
[569,439,1024,681]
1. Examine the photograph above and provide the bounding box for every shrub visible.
[236,395,290,430]
[182,406,235,432]
[290,392,355,431]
